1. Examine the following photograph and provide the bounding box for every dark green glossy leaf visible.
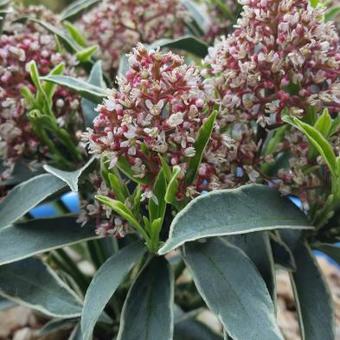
[183,238,282,340]
[0,174,66,229]
[0,258,82,318]
[180,0,210,34]
[117,256,174,340]
[149,169,167,222]
[159,184,312,255]
[0,216,97,265]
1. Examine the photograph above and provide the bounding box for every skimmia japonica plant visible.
[0,0,339,339]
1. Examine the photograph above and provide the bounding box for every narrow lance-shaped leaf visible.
[270,235,296,271]
[281,235,335,340]
[180,0,210,34]
[0,258,82,318]
[81,61,106,126]
[283,116,337,177]
[159,184,312,255]
[183,238,283,340]
[0,174,66,229]
[149,169,167,222]
[44,157,95,192]
[0,216,98,266]
[60,0,100,21]
[117,256,174,340]
[40,75,107,103]
[150,36,209,58]
[81,241,146,340]
[185,110,217,185]
[165,166,181,204]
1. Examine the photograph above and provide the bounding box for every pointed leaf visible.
[183,238,283,340]
[159,184,312,255]
[81,241,145,340]
[81,61,106,127]
[0,258,82,318]
[150,36,208,58]
[0,174,66,229]
[117,256,174,340]
[271,235,296,270]
[0,217,97,265]
[287,242,335,340]
[44,157,95,192]
[40,75,107,103]
[60,0,100,21]
[185,111,217,185]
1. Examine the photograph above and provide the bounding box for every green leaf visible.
[174,319,222,340]
[0,258,82,318]
[64,21,87,47]
[283,116,337,177]
[315,243,340,264]
[314,108,332,137]
[0,216,98,265]
[149,169,167,222]
[60,0,100,21]
[165,166,181,204]
[150,36,209,58]
[158,184,312,255]
[116,157,150,185]
[44,157,95,192]
[227,232,276,300]
[29,19,80,53]
[40,75,107,103]
[285,241,335,340]
[76,45,98,62]
[270,235,296,271]
[81,241,145,340]
[209,0,235,20]
[117,256,174,340]
[310,0,319,7]
[0,174,66,229]
[183,238,282,340]
[81,61,106,127]
[38,318,76,336]
[95,196,149,241]
[108,172,129,202]
[325,6,340,21]
[185,110,217,185]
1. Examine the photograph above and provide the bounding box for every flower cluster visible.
[201,0,340,208]
[78,171,128,237]
[77,0,187,74]
[84,44,221,199]
[203,0,339,126]
[0,6,82,179]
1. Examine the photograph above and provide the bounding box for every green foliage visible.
[183,238,282,340]
[159,184,312,255]
[117,256,174,340]
[0,258,83,318]
[81,242,145,340]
